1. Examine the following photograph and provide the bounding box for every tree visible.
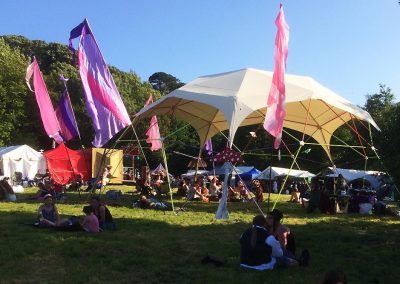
[364,85,400,185]
[148,72,184,95]
[0,38,29,146]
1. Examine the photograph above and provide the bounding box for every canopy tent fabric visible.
[236,166,256,174]
[0,145,46,179]
[256,166,315,180]
[43,143,91,185]
[151,163,166,175]
[91,148,124,184]
[181,170,209,179]
[238,167,262,180]
[211,162,243,176]
[187,158,207,169]
[321,167,385,190]
[134,68,379,160]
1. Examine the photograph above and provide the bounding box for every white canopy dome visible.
[135,68,379,159]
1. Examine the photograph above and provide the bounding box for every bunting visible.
[69,19,131,147]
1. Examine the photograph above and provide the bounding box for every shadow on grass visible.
[1,201,400,284]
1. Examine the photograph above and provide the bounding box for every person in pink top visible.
[80,206,100,233]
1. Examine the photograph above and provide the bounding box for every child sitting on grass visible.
[80,206,100,233]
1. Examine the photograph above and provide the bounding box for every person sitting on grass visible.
[200,184,209,202]
[266,209,309,267]
[237,181,249,200]
[252,179,264,202]
[177,179,189,196]
[80,205,100,233]
[208,177,221,201]
[290,183,301,203]
[37,194,60,227]
[89,196,116,230]
[187,181,202,201]
[240,215,283,270]
[0,177,16,202]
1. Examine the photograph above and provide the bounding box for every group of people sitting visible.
[36,194,115,232]
[176,176,266,203]
[240,210,309,270]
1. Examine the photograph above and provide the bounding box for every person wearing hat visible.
[37,194,60,227]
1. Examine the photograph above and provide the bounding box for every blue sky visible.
[1,0,399,106]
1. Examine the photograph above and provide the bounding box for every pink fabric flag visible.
[144,95,162,151]
[26,57,63,144]
[263,4,290,149]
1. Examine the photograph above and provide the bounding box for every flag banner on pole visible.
[263,4,290,149]
[143,95,161,151]
[69,18,131,147]
[146,116,162,151]
[55,89,80,141]
[25,57,63,144]
[204,138,213,156]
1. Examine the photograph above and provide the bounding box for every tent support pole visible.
[161,139,175,214]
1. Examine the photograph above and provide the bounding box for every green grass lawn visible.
[1,186,399,284]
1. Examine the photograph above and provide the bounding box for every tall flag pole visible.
[26,57,64,144]
[55,74,81,141]
[69,19,131,147]
[263,4,290,149]
[143,95,162,151]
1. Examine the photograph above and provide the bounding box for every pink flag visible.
[263,4,289,149]
[26,57,63,144]
[144,95,161,151]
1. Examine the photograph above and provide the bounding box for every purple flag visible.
[69,19,131,147]
[204,138,213,156]
[55,89,80,141]
[26,57,63,144]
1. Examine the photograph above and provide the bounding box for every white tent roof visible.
[211,162,244,175]
[256,166,315,180]
[181,170,209,178]
[0,145,46,179]
[135,68,379,160]
[323,167,384,190]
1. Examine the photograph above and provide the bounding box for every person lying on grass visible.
[89,196,116,230]
[80,205,100,233]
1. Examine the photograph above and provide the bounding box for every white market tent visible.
[256,166,315,180]
[181,169,209,179]
[0,145,46,179]
[322,167,385,190]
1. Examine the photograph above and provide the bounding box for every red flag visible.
[263,4,290,149]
